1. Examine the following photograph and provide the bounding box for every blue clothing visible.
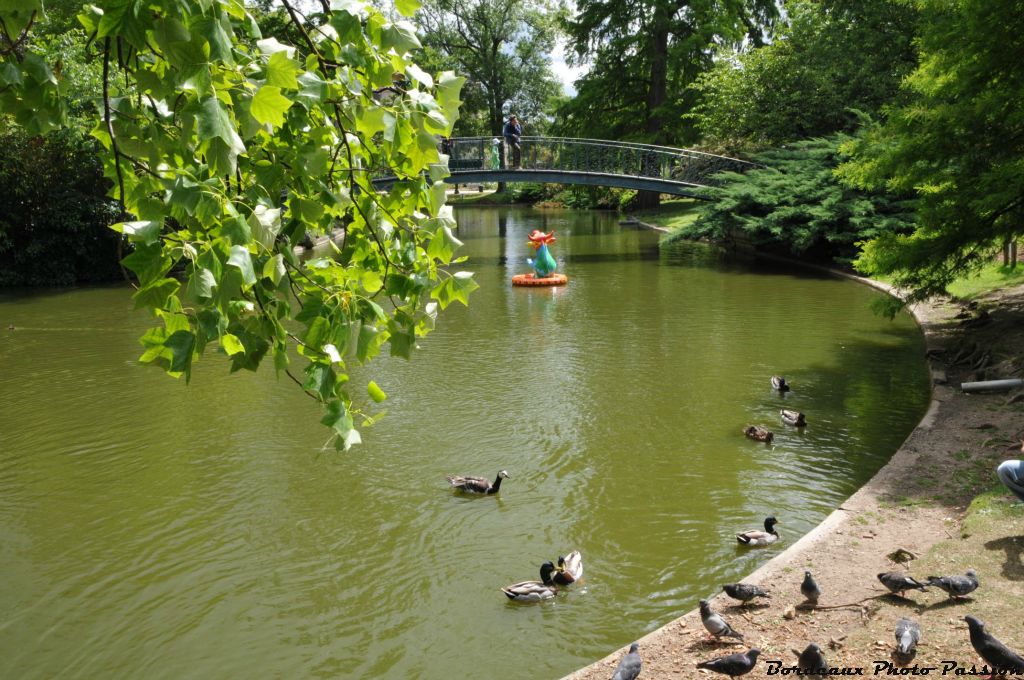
[503,119,523,168]
[502,120,522,143]
[997,459,1024,503]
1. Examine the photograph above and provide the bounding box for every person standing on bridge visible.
[503,114,522,169]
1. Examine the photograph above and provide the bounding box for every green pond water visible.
[0,206,930,679]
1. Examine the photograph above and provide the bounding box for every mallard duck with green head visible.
[553,550,583,585]
[502,561,558,601]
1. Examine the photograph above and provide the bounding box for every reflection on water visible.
[0,207,929,679]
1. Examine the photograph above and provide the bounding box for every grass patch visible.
[961,486,1024,536]
[447,189,516,206]
[946,261,1024,300]
[880,494,937,509]
[627,198,701,233]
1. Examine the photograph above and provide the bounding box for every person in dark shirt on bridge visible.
[503,115,522,169]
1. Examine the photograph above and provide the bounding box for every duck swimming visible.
[502,561,558,601]
[780,409,806,427]
[743,425,774,444]
[553,550,583,585]
[445,470,509,494]
[771,376,791,392]
[737,516,780,547]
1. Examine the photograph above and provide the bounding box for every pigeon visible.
[927,569,979,599]
[894,617,921,656]
[696,648,761,677]
[611,642,642,680]
[801,570,820,605]
[878,571,929,597]
[699,599,744,641]
[792,643,828,674]
[965,615,1024,674]
[722,583,771,606]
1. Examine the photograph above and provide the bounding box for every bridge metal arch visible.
[373,136,754,197]
[442,169,707,198]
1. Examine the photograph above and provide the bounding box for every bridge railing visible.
[442,136,754,186]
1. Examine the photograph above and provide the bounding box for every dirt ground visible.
[565,282,1024,679]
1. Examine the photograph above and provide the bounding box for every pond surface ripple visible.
[0,207,930,679]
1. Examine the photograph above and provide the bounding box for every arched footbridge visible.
[374,137,754,198]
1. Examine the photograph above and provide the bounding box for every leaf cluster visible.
[0,0,472,448]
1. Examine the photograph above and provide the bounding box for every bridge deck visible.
[373,136,752,196]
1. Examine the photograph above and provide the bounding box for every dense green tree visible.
[416,0,562,137]
[557,0,778,147]
[0,0,470,448]
[556,0,777,208]
[673,135,915,264]
[837,0,1024,304]
[0,127,121,285]
[690,0,918,152]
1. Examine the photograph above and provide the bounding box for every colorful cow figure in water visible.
[527,230,558,277]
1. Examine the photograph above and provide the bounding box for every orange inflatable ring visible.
[511,273,569,287]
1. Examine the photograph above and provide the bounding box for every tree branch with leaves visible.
[0,0,473,449]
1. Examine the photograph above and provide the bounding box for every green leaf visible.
[186,267,217,301]
[356,323,386,362]
[194,15,234,65]
[198,96,244,155]
[164,330,197,380]
[0,62,23,86]
[305,362,336,400]
[256,37,295,57]
[426,223,463,263]
[263,254,285,284]
[382,20,422,53]
[248,205,281,248]
[435,71,465,116]
[122,243,173,286]
[296,72,327,107]
[405,63,433,88]
[320,398,360,450]
[265,51,300,89]
[227,246,256,287]
[250,85,293,129]
[361,269,383,293]
[112,220,162,245]
[394,0,421,16]
[367,380,387,402]
[133,278,180,310]
[303,315,332,349]
[221,333,245,356]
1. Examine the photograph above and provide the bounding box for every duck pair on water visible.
[500,551,583,601]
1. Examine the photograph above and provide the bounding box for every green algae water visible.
[0,207,930,679]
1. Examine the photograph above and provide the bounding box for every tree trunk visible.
[635,2,671,211]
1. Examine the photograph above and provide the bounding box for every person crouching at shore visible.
[997,459,1024,502]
